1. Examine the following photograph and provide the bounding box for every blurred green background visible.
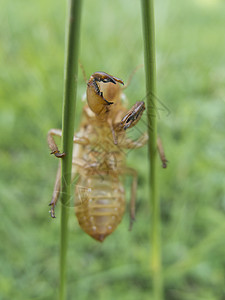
[0,0,224,299]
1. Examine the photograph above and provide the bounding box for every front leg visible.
[47,129,65,158]
[110,101,145,145]
[118,101,145,130]
[47,129,89,158]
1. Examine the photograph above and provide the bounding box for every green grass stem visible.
[60,1,82,299]
[141,1,163,299]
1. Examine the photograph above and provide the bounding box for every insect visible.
[48,71,167,242]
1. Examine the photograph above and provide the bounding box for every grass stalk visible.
[59,1,82,299]
[141,1,163,299]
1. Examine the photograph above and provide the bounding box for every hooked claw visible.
[162,159,168,169]
[50,150,66,158]
[120,101,145,130]
[49,202,56,218]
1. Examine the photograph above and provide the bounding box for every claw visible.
[50,150,66,158]
[120,101,145,130]
[49,201,56,218]
[162,160,168,168]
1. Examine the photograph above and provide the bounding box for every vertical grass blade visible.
[60,1,82,299]
[141,0,163,299]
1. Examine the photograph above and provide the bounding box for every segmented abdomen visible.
[75,175,125,242]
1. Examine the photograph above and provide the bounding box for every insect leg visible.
[120,134,167,168]
[118,101,146,130]
[49,158,87,218]
[48,129,89,158]
[47,129,65,158]
[72,157,102,178]
[48,131,89,217]
[120,132,148,149]
[49,164,61,218]
[119,167,138,230]
[108,118,118,145]
[49,160,81,218]
[129,170,138,230]
[157,137,168,168]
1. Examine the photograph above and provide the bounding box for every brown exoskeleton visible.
[48,71,167,242]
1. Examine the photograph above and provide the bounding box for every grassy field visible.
[0,0,224,299]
